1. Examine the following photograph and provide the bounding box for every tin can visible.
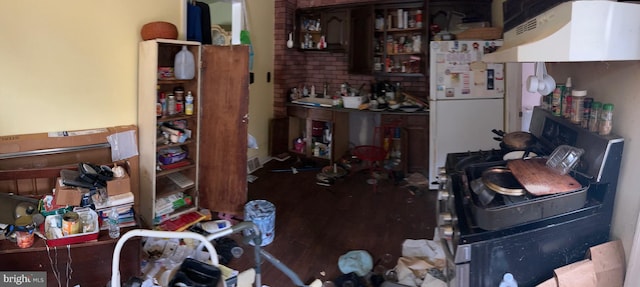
[62,211,81,235]
[244,200,276,246]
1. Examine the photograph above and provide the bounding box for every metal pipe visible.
[259,249,307,286]
[0,143,110,159]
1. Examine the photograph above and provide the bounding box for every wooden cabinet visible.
[373,2,426,76]
[382,114,429,174]
[324,9,350,51]
[138,40,200,227]
[138,40,249,227]
[350,1,427,76]
[287,105,349,163]
[296,7,349,52]
[349,5,374,74]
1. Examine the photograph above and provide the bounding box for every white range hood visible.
[483,1,640,63]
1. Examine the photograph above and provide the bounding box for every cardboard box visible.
[54,178,85,206]
[555,259,597,287]
[536,240,626,287]
[587,240,625,287]
[537,278,557,287]
[0,125,136,154]
[107,172,131,196]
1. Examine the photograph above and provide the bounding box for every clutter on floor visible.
[330,234,447,287]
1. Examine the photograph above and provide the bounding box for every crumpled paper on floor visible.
[392,238,447,287]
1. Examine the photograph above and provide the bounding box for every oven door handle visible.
[441,238,455,263]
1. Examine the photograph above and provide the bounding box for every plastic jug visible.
[174,45,195,80]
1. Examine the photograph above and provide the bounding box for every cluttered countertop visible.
[288,81,429,114]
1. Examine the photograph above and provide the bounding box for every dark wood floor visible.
[226,157,437,286]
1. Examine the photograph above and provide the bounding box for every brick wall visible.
[274,0,428,118]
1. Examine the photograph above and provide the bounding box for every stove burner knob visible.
[439,225,454,238]
[439,212,453,224]
[437,190,450,201]
[438,176,449,185]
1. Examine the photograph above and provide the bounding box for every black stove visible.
[436,107,624,287]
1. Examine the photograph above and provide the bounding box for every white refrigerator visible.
[428,40,505,189]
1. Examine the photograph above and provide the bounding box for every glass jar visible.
[571,90,586,124]
[588,102,602,132]
[167,95,176,115]
[599,103,614,135]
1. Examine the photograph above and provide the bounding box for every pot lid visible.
[482,167,525,196]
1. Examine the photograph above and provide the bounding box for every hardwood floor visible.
[226,157,437,286]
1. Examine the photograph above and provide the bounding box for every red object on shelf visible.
[156,211,206,232]
[160,159,191,170]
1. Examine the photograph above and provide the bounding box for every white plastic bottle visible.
[108,207,120,239]
[200,219,231,233]
[499,273,518,287]
[185,91,194,115]
[174,45,195,80]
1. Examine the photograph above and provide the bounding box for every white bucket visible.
[244,200,275,246]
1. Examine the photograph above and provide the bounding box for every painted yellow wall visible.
[0,0,184,136]
[245,0,275,162]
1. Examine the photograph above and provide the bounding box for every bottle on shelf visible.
[174,86,185,114]
[562,77,573,119]
[168,95,177,116]
[174,45,195,80]
[582,97,593,129]
[570,90,586,124]
[588,102,602,132]
[108,207,120,239]
[185,91,194,115]
[599,103,614,135]
[159,92,167,117]
[499,273,518,287]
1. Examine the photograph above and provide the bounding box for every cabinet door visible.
[405,115,429,173]
[349,5,374,74]
[199,45,250,216]
[382,114,429,174]
[324,8,349,51]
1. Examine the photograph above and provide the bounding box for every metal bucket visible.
[244,200,275,246]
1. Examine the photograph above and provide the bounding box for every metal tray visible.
[464,161,589,230]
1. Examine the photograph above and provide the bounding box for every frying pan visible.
[492,129,537,151]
